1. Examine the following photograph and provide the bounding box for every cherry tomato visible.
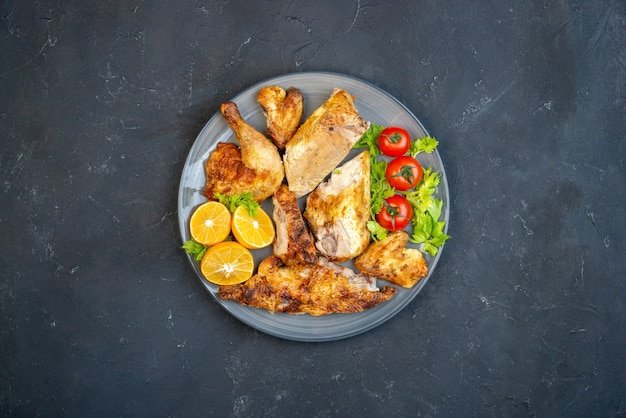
[378,126,411,157]
[385,155,423,191]
[375,194,413,231]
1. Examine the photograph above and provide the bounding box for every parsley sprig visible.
[409,136,439,156]
[182,239,208,262]
[214,192,259,217]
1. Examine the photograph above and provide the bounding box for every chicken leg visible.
[203,102,284,203]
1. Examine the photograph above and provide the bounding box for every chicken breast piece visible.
[272,184,317,265]
[257,86,304,150]
[218,255,396,316]
[355,230,429,288]
[204,102,284,202]
[283,88,370,198]
[304,151,370,262]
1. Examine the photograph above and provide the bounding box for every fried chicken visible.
[203,102,284,202]
[355,231,429,288]
[304,151,371,262]
[272,184,318,265]
[283,88,370,198]
[257,86,303,150]
[218,255,396,316]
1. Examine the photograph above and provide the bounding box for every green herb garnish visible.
[214,191,259,216]
[354,123,385,158]
[182,239,208,262]
[409,136,439,156]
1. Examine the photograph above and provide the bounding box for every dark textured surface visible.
[1,1,625,416]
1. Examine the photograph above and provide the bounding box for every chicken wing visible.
[257,86,303,150]
[203,102,284,202]
[272,184,317,265]
[217,255,396,316]
[355,231,429,288]
[283,88,370,198]
[304,151,370,262]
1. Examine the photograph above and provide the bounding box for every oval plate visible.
[178,72,449,342]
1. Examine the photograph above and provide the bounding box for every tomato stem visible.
[391,165,416,185]
[382,132,403,144]
[383,199,408,229]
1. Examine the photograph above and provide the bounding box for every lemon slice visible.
[231,205,275,249]
[189,201,232,246]
[200,241,254,285]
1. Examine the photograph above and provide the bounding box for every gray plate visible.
[178,72,449,342]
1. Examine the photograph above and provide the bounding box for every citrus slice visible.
[231,205,275,249]
[189,201,232,246]
[200,241,254,285]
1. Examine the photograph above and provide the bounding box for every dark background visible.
[2,1,625,416]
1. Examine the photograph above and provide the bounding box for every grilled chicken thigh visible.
[203,102,284,202]
[304,151,371,262]
[283,88,370,198]
[218,255,396,316]
[272,184,317,265]
[355,230,429,288]
[257,86,303,150]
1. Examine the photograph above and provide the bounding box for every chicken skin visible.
[257,86,304,150]
[304,151,371,262]
[218,255,396,316]
[203,102,284,202]
[272,184,318,266]
[283,88,370,198]
[355,230,429,288]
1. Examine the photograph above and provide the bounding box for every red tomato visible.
[375,194,413,231]
[385,156,423,191]
[378,126,411,157]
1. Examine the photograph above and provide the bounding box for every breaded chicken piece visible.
[272,184,318,265]
[257,86,304,150]
[283,88,370,198]
[218,255,396,316]
[355,231,429,288]
[304,151,370,262]
[203,102,284,202]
